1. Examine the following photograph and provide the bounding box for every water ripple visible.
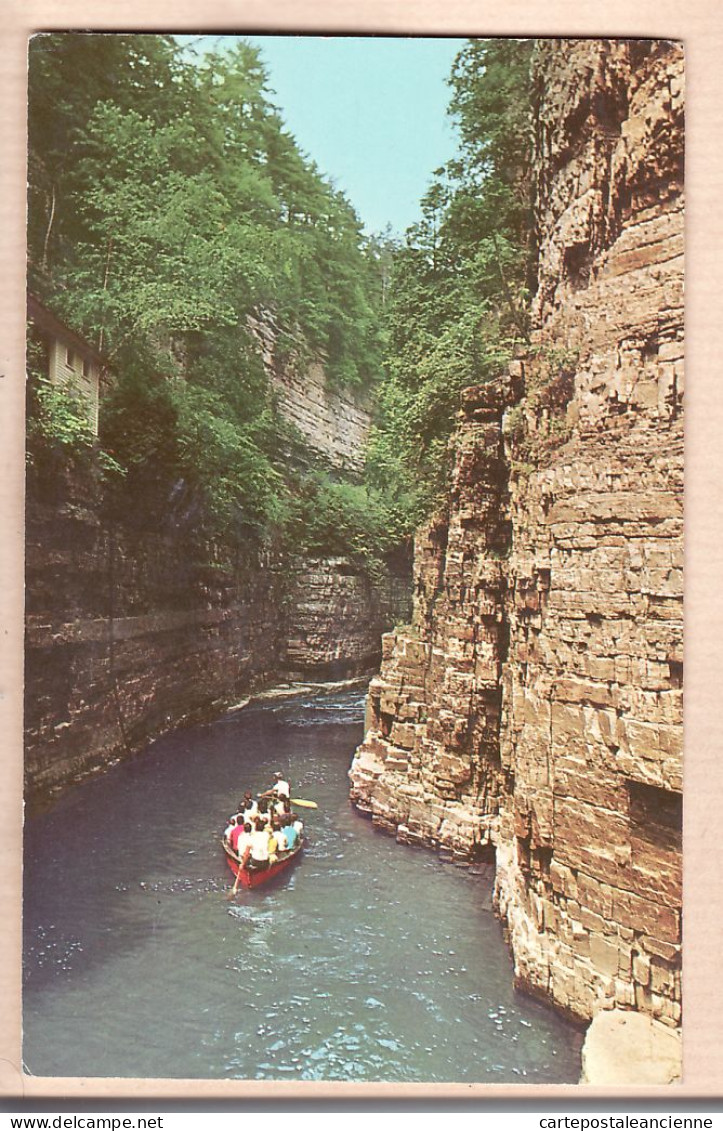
[23,689,583,1083]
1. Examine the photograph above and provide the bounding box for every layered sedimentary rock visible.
[24,474,282,800]
[25,472,408,803]
[350,379,515,858]
[350,38,683,1038]
[286,556,411,678]
[249,311,372,477]
[26,307,409,801]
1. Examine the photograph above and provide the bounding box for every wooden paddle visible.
[227,865,242,899]
[227,840,246,899]
[291,798,317,809]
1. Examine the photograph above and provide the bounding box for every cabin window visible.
[66,347,76,368]
[82,357,91,378]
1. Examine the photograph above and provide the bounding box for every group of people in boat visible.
[223,772,303,872]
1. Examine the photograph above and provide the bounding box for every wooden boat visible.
[222,837,303,890]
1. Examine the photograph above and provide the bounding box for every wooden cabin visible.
[27,293,108,435]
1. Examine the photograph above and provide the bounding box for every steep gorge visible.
[25,346,410,803]
[350,39,683,1076]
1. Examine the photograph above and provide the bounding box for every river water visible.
[23,690,583,1083]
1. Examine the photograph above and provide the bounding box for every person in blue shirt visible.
[281,819,299,851]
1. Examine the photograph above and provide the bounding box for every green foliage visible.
[366,39,536,518]
[27,33,386,557]
[286,472,413,585]
[27,34,538,576]
[505,345,578,476]
[26,334,124,481]
[27,374,96,461]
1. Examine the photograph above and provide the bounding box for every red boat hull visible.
[223,839,302,889]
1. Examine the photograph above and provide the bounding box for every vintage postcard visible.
[2,0,722,1106]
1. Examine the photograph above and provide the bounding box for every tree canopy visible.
[366,38,535,524]
[27,34,536,571]
[28,34,388,562]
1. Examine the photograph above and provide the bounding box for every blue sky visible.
[177,35,468,236]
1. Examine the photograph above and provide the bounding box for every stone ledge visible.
[580,1009,682,1085]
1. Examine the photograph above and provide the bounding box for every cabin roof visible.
[27,292,109,369]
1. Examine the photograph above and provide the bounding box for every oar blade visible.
[227,866,242,899]
[291,798,318,809]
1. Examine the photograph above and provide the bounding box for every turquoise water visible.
[23,691,583,1082]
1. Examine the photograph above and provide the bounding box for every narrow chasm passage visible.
[23,690,583,1083]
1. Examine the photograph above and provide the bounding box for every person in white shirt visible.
[255,799,272,826]
[238,790,258,823]
[249,818,270,869]
[270,772,290,799]
[236,824,253,867]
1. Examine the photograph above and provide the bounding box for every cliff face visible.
[286,556,411,679]
[350,39,683,1034]
[25,482,285,799]
[249,311,372,478]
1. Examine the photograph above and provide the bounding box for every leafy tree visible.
[27,34,536,575]
[28,34,187,285]
[27,33,386,559]
[366,39,535,516]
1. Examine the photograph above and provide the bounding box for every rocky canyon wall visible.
[26,333,410,803]
[249,311,373,478]
[350,38,683,1041]
[286,555,412,680]
[25,475,285,800]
